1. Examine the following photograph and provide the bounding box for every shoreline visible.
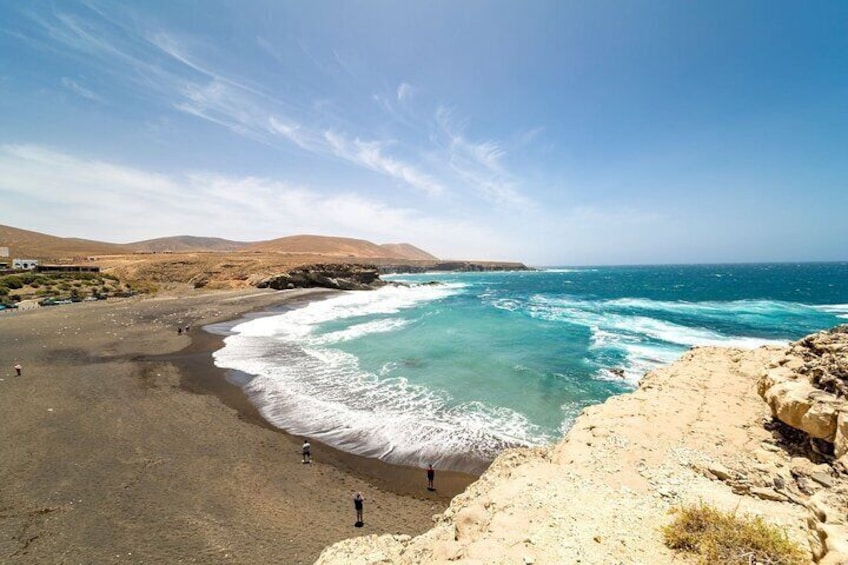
[154,295,478,501]
[0,288,476,564]
[317,338,847,564]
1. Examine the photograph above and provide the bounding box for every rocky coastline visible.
[257,263,386,291]
[255,261,531,292]
[316,328,848,564]
[378,261,532,274]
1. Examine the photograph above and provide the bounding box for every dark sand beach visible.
[0,288,476,564]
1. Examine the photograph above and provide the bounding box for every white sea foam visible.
[213,283,543,473]
[815,304,848,319]
[311,318,410,345]
[542,268,594,273]
[525,294,789,384]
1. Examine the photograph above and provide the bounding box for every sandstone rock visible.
[812,472,836,489]
[818,551,848,565]
[454,504,490,542]
[750,487,788,502]
[707,463,732,481]
[836,411,848,459]
[763,380,839,440]
[759,327,848,462]
[820,524,848,554]
[432,540,462,561]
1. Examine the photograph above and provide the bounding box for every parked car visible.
[39,297,73,306]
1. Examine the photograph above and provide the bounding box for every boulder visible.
[836,411,848,459]
[758,326,848,456]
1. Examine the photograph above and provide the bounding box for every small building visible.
[12,259,39,270]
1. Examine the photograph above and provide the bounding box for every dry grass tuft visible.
[662,502,807,565]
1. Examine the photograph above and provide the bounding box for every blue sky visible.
[1,1,846,265]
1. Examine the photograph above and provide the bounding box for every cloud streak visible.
[61,77,104,102]
[17,4,537,217]
[434,106,531,208]
[324,131,444,196]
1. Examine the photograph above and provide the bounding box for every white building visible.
[13,259,39,270]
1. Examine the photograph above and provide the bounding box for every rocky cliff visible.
[257,263,386,291]
[317,334,848,564]
[759,326,848,471]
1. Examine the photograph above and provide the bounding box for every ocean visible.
[212,263,848,473]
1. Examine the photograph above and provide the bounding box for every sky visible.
[1,1,846,266]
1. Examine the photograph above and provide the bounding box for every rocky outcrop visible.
[257,263,386,291]
[379,261,531,274]
[758,326,848,470]
[318,339,848,564]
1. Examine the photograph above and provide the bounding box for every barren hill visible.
[244,234,424,259]
[127,236,251,253]
[379,243,438,261]
[0,225,439,263]
[0,224,128,259]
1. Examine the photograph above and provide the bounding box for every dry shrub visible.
[662,502,807,565]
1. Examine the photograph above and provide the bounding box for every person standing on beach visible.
[427,464,435,491]
[14,363,22,377]
[302,439,311,464]
[353,492,365,525]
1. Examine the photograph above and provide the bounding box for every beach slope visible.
[0,289,460,564]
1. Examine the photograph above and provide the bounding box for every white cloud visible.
[434,106,531,208]
[324,131,445,197]
[397,82,414,101]
[61,77,105,102]
[0,145,503,256]
[268,117,314,150]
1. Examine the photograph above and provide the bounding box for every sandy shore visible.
[0,288,475,564]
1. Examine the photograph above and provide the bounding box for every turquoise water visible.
[214,263,848,473]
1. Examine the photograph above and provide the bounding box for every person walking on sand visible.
[302,439,311,464]
[427,464,435,491]
[353,492,365,525]
[14,363,22,377]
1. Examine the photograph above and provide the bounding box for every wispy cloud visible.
[268,117,315,150]
[324,131,444,196]
[61,77,104,102]
[435,106,504,172]
[18,5,539,211]
[434,106,531,208]
[397,82,414,102]
[0,145,501,255]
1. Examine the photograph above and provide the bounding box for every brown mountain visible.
[379,243,438,261]
[0,225,438,262]
[127,236,252,253]
[244,234,421,259]
[0,224,129,259]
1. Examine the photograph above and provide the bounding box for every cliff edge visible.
[317,336,848,564]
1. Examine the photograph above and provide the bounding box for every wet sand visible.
[0,288,476,564]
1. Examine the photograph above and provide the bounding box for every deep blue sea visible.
[213,263,848,473]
